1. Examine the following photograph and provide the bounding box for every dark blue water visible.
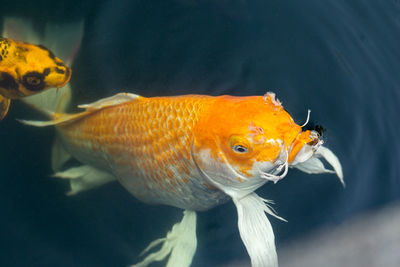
[1,0,400,266]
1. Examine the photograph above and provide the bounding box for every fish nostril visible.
[55,61,65,67]
[55,67,66,74]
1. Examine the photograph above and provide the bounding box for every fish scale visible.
[57,95,229,210]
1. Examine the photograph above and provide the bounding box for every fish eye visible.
[22,71,45,91]
[229,136,252,156]
[232,144,248,153]
[26,76,41,85]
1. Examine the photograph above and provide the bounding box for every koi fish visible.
[0,37,71,120]
[21,88,343,267]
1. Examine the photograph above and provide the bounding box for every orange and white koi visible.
[22,88,343,267]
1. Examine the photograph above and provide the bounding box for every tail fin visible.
[2,17,84,114]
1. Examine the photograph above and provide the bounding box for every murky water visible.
[1,0,399,266]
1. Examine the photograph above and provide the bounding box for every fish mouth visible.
[259,148,289,183]
[57,67,72,88]
[288,130,323,165]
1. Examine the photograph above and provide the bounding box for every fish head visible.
[193,92,323,198]
[0,38,71,99]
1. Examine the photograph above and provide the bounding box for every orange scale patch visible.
[165,168,175,179]
[237,164,254,177]
[204,182,217,191]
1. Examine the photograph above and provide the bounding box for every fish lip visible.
[57,67,72,88]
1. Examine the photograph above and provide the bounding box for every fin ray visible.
[53,165,116,195]
[18,112,88,127]
[233,193,278,267]
[20,92,140,127]
[293,157,335,175]
[131,210,197,267]
[78,93,139,111]
[2,17,38,43]
[51,139,72,172]
[316,146,345,186]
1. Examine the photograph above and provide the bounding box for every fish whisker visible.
[300,109,311,128]
[259,149,289,184]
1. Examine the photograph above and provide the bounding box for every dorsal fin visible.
[77,93,139,111]
[19,92,140,127]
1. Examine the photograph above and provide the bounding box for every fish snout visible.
[58,66,72,88]
[289,130,322,166]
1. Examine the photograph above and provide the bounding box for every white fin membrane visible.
[2,17,39,43]
[233,193,281,267]
[44,20,85,67]
[51,139,72,172]
[316,146,344,185]
[53,165,116,196]
[294,145,345,186]
[131,210,197,267]
[294,157,335,174]
[78,92,139,111]
[19,92,141,127]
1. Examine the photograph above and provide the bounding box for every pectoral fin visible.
[53,165,116,195]
[0,95,11,120]
[232,193,281,267]
[131,210,197,267]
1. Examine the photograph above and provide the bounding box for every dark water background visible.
[1,0,400,266]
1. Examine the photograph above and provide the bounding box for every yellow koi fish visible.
[0,37,71,120]
[21,89,343,267]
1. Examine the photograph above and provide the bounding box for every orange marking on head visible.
[288,130,314,163]
[0,38,71,100]
[193,94,302,176]
[165,168,175,179]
